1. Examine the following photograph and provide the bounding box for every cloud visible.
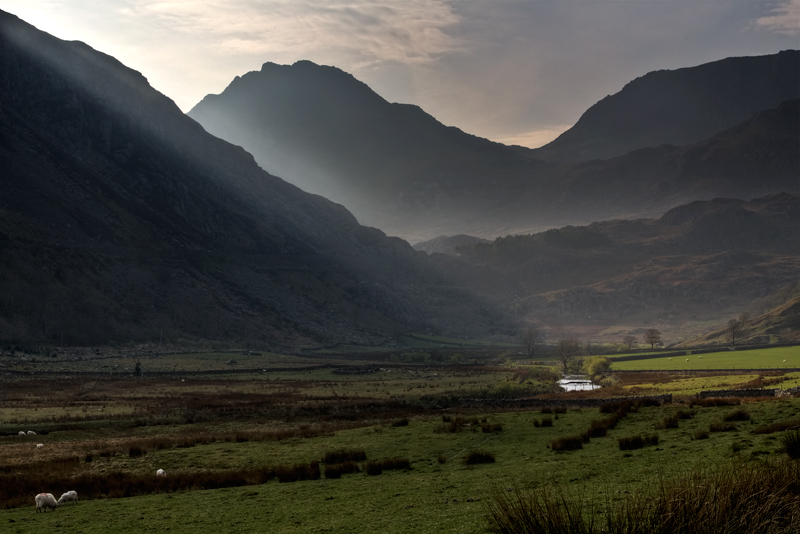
[755,0,800,34]
[125,0,462,65]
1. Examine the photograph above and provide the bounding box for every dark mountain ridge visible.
[533,50,800,163]
[0,10,506,349]
[189,54,798,241]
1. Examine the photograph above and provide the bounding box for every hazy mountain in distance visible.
[188,54,798,242]
[433,193,800,345]
[532,50,800,163]
[187,60,547,237]
[412,235,491,256]
[0,9,508,349]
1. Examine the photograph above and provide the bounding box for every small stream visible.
[558,374,599,392]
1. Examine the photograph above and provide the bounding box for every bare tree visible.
[738,312,751,345]
[554,337,582,373]
[521,327,545,358]
[726,318,742,348]
[643,329,662,350]
[622,335,637,350]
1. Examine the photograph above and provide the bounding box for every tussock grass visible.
[781,429,800,459]
[487,459,800,534]
[754,417,800,434]
[463,451,495,466]
[322,449,366,464]
[550,436,583,452]
[723,408,751,422]
[323,461,360,479]
[618,434,659,451]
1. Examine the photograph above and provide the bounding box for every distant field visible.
[610,346,800,371]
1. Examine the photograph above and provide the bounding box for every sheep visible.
[57,490,78,505]
[27,431,36,436]
[686,359,689,362]
[698,356,702,359]
[36,443,44,449]
[156,469,167,477]
[35,493,58,512]
[18,431,26,436]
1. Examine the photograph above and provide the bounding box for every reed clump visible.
[487,459,800,534]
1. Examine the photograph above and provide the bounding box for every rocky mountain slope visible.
[532,50,799,163]
[430,194,800,344]
[0,10,507,350]
[188,54,798,241]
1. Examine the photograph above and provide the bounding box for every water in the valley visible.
[558,375,599,392]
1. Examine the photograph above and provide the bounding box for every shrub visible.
[323,449,366,464]
[482,422,503,433]
[437,453,446,464]
[710,422,738,433]
[550,436,583,452]
[391,418,409,427]
[463,451,495,465]
[540,417,553,427]
[540,407,553,414]
[128,446,145,458]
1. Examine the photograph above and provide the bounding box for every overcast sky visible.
[3,1,798,147]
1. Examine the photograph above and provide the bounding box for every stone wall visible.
[697,388,777,399]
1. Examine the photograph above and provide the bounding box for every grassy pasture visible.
[1,355,800,533]
[609,346,800,371]
[2,398,799,532]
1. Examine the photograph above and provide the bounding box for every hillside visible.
[0,10,508,350]
[430,194,800,344]
[532,50,800,163]
[188,55,798,241]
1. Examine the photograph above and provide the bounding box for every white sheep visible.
[686,359,689,362]
[35,493,58,512]
[27,431,36,436]
[36,443,44,449]
[156,469,167,477]
[18,431,25,436]
[698,356,702,359]
[57,490,78,505]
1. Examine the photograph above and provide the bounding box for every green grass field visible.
[610,346,800,371]
[2,345,800,533]
[2,396,799,533]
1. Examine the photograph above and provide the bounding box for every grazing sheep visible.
[18,431,25,436]
[27,431,36,436]
[699,356,702,359]
[57,491,77,505]
[35,493,58,512]
[36,443,44,449]
[156,469,167,477]
[686,359,689,362]
[668,358,672,360]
